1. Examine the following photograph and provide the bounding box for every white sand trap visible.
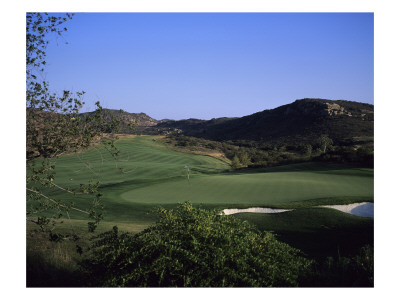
[221,203,374,218]
[222,207,293,215]
[321,202,374,218]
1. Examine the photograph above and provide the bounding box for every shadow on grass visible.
[224,161,373,176]
[233,207,374,260]
[27,250,86,287]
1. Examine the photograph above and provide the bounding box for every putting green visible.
[42,135,373,223]
[120,167,373,206]
[28,135,374,262]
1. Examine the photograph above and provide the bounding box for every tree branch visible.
[26,187,89,215]
[49,180,85,195]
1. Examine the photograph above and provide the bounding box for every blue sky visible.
[44,13,374,120]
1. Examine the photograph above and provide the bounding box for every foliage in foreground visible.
[81,202,311,287]
[304,245,374,287]
[26,13,125,235]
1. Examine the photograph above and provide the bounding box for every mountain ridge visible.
[73,98,373,145]
[153,98,373,145]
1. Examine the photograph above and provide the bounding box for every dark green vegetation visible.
[26,13,125,235]
[118,98,374,170]
[81,203,311,287]
[90,99,374,170]
[34,136,230,224]
[27,136,373,287]
[166,133,373,169]
[154,98,373,145]
[235,208,373,259]
[79,109,158,134]
[26,219,147,287]
[35,136,373,220]
[26,13,373,288]
[27,202,373,287]
[85,98,374,169]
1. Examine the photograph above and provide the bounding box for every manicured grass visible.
[27,136,374,286]
[39,135,230,222]
[29,135,374,251]
[233,208,373,259]
[121,166,372,207]
[34,135,373,223]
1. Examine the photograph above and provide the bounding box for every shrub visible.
[81,202,311,287]
[301,144,313,157]
[302,245,373,287]
[231,154,241,169]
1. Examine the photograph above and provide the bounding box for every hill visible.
[79,109,158,133]
[155,117,238,136]
[155,98,373,145]
[29,98,373,147]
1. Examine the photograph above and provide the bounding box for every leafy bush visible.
[231,155,241,169]
[302,245,373,287]
[81,202,311,287]
[26,13,122,234]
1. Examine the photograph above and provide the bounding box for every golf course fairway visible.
[44,135,373,225]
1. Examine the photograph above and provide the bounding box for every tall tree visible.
[231,154,241,169]
[239,152,250,167]
[26,13,121,235]
[317,134,333,153]
[301,144,313,157]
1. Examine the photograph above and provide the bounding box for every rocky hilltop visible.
[75,98,373,146]
[154,98,374,145]
[283,99,373,119]
[79,109,158,133]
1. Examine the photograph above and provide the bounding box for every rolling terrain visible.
[30,135,373,259]
[27,134,374,287]
[27,100,374,287]
[156,98,373,145]
[45,136,373,222]
[77,98,373,147]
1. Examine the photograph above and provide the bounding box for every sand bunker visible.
[221,202,374,218]
[222,207,293,215]
[321,202,374,218]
